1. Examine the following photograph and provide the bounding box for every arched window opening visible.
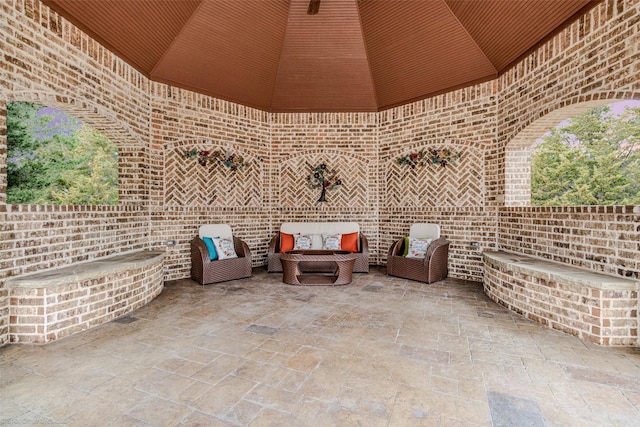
[505,100,640,207]
[6,101,118,205]
[531,101,640,206]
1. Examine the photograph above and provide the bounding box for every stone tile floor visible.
[1,267,639,426]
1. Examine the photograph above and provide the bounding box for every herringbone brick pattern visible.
[165,146,263,207]
[385,146,483,207]
[278,153,369,207]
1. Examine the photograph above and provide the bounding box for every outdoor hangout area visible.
[1,0,639,425]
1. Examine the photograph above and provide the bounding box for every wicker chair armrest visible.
[233,236,251,261]
[359,233,369,255]
[268,233,280,254]
[191,236,211,266]
[387,238,404,259]
[424,237,449,266]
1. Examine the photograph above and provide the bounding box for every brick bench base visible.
[6,251,164,344]
[483,251,639,346]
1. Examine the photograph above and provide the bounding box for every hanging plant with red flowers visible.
[183,149,247,171]
[397,148,462,168]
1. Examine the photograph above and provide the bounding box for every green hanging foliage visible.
[6,102,118,205]
[531,105,640,206]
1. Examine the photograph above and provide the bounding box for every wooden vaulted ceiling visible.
[42,0,598,112]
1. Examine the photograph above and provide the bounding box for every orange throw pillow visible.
[341,232,359,252]
[280,232,294,253]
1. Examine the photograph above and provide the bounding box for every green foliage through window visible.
[531,103,640,206]
[6,102,118,205]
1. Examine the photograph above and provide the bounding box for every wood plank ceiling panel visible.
[358,0,498,109]
[42,0,202,73]
[151,0,290,110]
[445,0,595,71]
[42,0,601,112]
[270,0,377,112]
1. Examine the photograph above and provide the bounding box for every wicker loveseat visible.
[386,224,449,283]
[190,224,252,285]
[267,222,369,273]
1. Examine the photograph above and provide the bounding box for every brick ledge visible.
[6,251,164,289]
[483,251,638,291]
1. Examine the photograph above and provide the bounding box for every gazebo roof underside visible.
[43,0,598,113]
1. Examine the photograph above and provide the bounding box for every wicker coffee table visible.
[280,250,357,286]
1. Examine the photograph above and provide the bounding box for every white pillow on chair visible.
[406,237,433,258]
[212,237,238,260]
[409,224,440,239]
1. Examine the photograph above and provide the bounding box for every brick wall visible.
[1,0,639,346]
[500,205,640,279]
[377,85,498,282]
[269,112,380,267]
[148,87,272,279]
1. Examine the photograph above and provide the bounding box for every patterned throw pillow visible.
[293,234,313,250]
[322,233,342,250]
[212,237,238,260]
[406,237,433,258]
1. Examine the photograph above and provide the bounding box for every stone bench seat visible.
[483,251,639,346]
[6,251,164,344]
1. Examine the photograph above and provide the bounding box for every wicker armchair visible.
[386,224,449,283]
[190,225,252,285]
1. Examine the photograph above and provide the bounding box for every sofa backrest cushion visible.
[199,224,233,240]
[280,222,360,235]
[409,223,440,239]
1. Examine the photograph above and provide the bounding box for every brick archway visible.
[504,94,640,206]
[3,91,146,204]
[6,91,141,148]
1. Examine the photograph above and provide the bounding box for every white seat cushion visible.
[199,224,233,240]
[409,224,440,239]
[405,237,434,258]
